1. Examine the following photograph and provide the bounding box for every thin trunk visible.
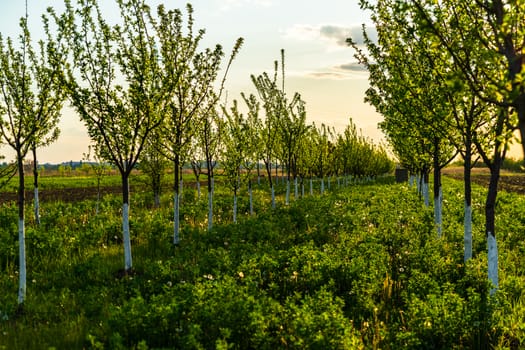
[309,178,313,196]
[233,191,237,223]
[271,185,275,209]
[208,179,214,230]
[17,154,26,304]
[249,180,253,216]
[32,147,40,225]
[96,176,101,216]
[196,181,201,199]
[433,139,442,237]
[464,143,473,262]
[423,171,430,207]
[173,157,180,245]
[285,179,290,205]
[154,193,160,208]
[257,162,261,185]
[294,177,298,200]
[321,178,325,194]
[122,173,132,272]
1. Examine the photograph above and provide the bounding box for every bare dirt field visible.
[443,167,525,195]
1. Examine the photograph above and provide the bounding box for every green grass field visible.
[0,174,524,349]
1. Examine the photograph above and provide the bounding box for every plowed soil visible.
[443,167,525,195]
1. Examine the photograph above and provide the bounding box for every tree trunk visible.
[17,154,26,304]
[285,179,290,205]
[32,147,40,225]
[486,164,501,294]
[233,190,237,223]
[173,157,180,245]
[208,180,214,230]
[249,180,253,216]
[96,176,101,216]
[423,171,430,207]
[433,138,442,237]
[464,142,473,262]
[294,177,298,200]
[271,185,275,209]
[122,172,132,272]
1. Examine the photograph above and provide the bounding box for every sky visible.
[0,0,383,164]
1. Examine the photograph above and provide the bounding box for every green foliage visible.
[1,175,525,349]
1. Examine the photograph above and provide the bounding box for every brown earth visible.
[443,167,525,195]
[0,185,125,205]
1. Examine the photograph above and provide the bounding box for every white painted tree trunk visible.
[310,178,313,195]
[321,178,325,195]
[34,188,40,225]
[416,176,421,193]
[271,186,275,209]
[196,181,201,199]
[409,175,415,187]
[285,180,290,205]
[208,179,214,230]
[233,194,237,223]
[18,218,26,304]
[301,181,305,197]
[123,203,132,271]
[434,186,443,237]
[249,186,253,215]
[488,233,498,295]
[154,192,160,208]
[294,177,298,200]
[174,192,180,244]
[464,203,472,262]
[423,181,429,207]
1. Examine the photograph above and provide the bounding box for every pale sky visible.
[0,0,383,164]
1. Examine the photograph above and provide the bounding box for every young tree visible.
[57,0,166,272]
[0,11,66,304]
[222,100,248,222]
[83,144,110,215]
[139,128,169,208]
[154,3,242,242]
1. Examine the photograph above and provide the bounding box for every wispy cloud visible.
[291,62,368,80]
[337,62,368,72]
[283,23,377,50]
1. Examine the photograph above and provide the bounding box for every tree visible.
[311,123,334,195]
[221,100,249,222]
[57,0,166,272]
[83,144,111,215]
[154,3,242,242]
[139,128,169,208]
[0,9,66,304]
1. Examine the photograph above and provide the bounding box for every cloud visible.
[284,23,377,49]
[337,62,368,72]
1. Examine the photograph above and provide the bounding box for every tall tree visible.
[0,9,66,304]
[57,0,165,272]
